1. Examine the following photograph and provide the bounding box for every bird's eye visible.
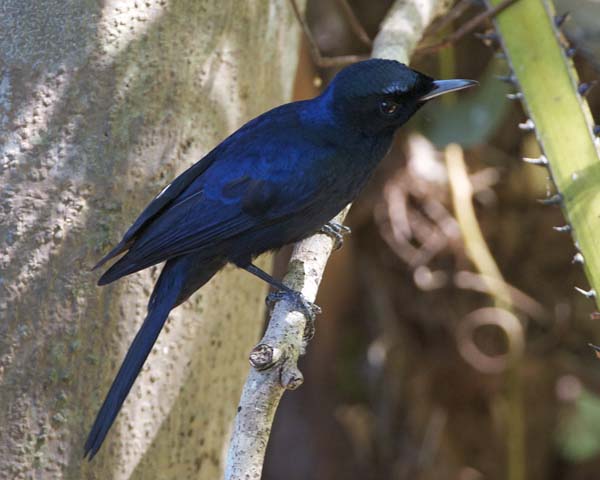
[379,99,399,116]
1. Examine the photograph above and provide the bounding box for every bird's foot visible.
[266,289,322,341]
[319,222,351,250]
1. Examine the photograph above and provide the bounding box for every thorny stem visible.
[223,1,452,478]
[487,0,600,320]
[483,0,600,473]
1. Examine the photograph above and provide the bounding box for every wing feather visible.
[92,151,220,270]
[95,102,336,285]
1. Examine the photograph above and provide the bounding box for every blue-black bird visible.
[84,58,476,459]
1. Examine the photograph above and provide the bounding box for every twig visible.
[335,0,373,46]
[415,0,518,56]
[223,1,452,478]
[290,0,369,68]
[224,208,349,480]
[426,0,473,36]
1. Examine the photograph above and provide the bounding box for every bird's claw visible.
[266,289,321,341]
[319,222,351,250]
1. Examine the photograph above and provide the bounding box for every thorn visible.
[553,224,571,233]
[523,155,548,166]
[589,343,600,359]
[566,47,577,58]
[575,286,596,298]
[554,12,570,28]
[506,92,523,100]
[578,81,597,96]
[572,253,584,264]
[594,125,600,136]
[496,74,517,84]
[537,193,562,205]
[518,119,535,131]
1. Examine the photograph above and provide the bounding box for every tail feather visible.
[84,254,225,460]
[92,238,134,271]
[84,282,178,460]
[96,251,147,286]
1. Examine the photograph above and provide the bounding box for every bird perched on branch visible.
[84,58,476,459]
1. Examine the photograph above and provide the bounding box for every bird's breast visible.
[323,133,393,201]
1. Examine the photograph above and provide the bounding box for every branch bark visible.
[224,1,453,478]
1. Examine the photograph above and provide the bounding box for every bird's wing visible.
[98,133,333,285]
[92,150,220,270]
[93,102,313,271]
[98,176,315,285]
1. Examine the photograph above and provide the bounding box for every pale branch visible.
[224,1,450,478]
[372,0,453,63]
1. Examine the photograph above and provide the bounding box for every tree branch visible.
[224,1,450,478]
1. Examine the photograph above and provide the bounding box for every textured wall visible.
[0,1,301,478]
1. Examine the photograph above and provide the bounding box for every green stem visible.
[489,0,600,303]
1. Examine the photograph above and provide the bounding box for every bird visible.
[84,58,476,459]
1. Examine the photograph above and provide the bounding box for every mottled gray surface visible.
[0,1,301,478]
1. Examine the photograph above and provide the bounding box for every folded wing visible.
[95,102,335,285]
[97,177,276,284]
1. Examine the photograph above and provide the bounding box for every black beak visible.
[419,79,479,101]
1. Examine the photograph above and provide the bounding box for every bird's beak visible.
[419,79,479,102]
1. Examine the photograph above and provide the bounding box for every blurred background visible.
[264,0,600,479]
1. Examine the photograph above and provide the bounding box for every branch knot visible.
[249,343,283,370]
[280,361,304,390]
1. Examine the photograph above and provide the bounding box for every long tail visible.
[84,255,225,460]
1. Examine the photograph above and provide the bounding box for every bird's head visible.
[324,58,477,136]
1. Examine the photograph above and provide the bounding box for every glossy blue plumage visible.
[85,59,471,459]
